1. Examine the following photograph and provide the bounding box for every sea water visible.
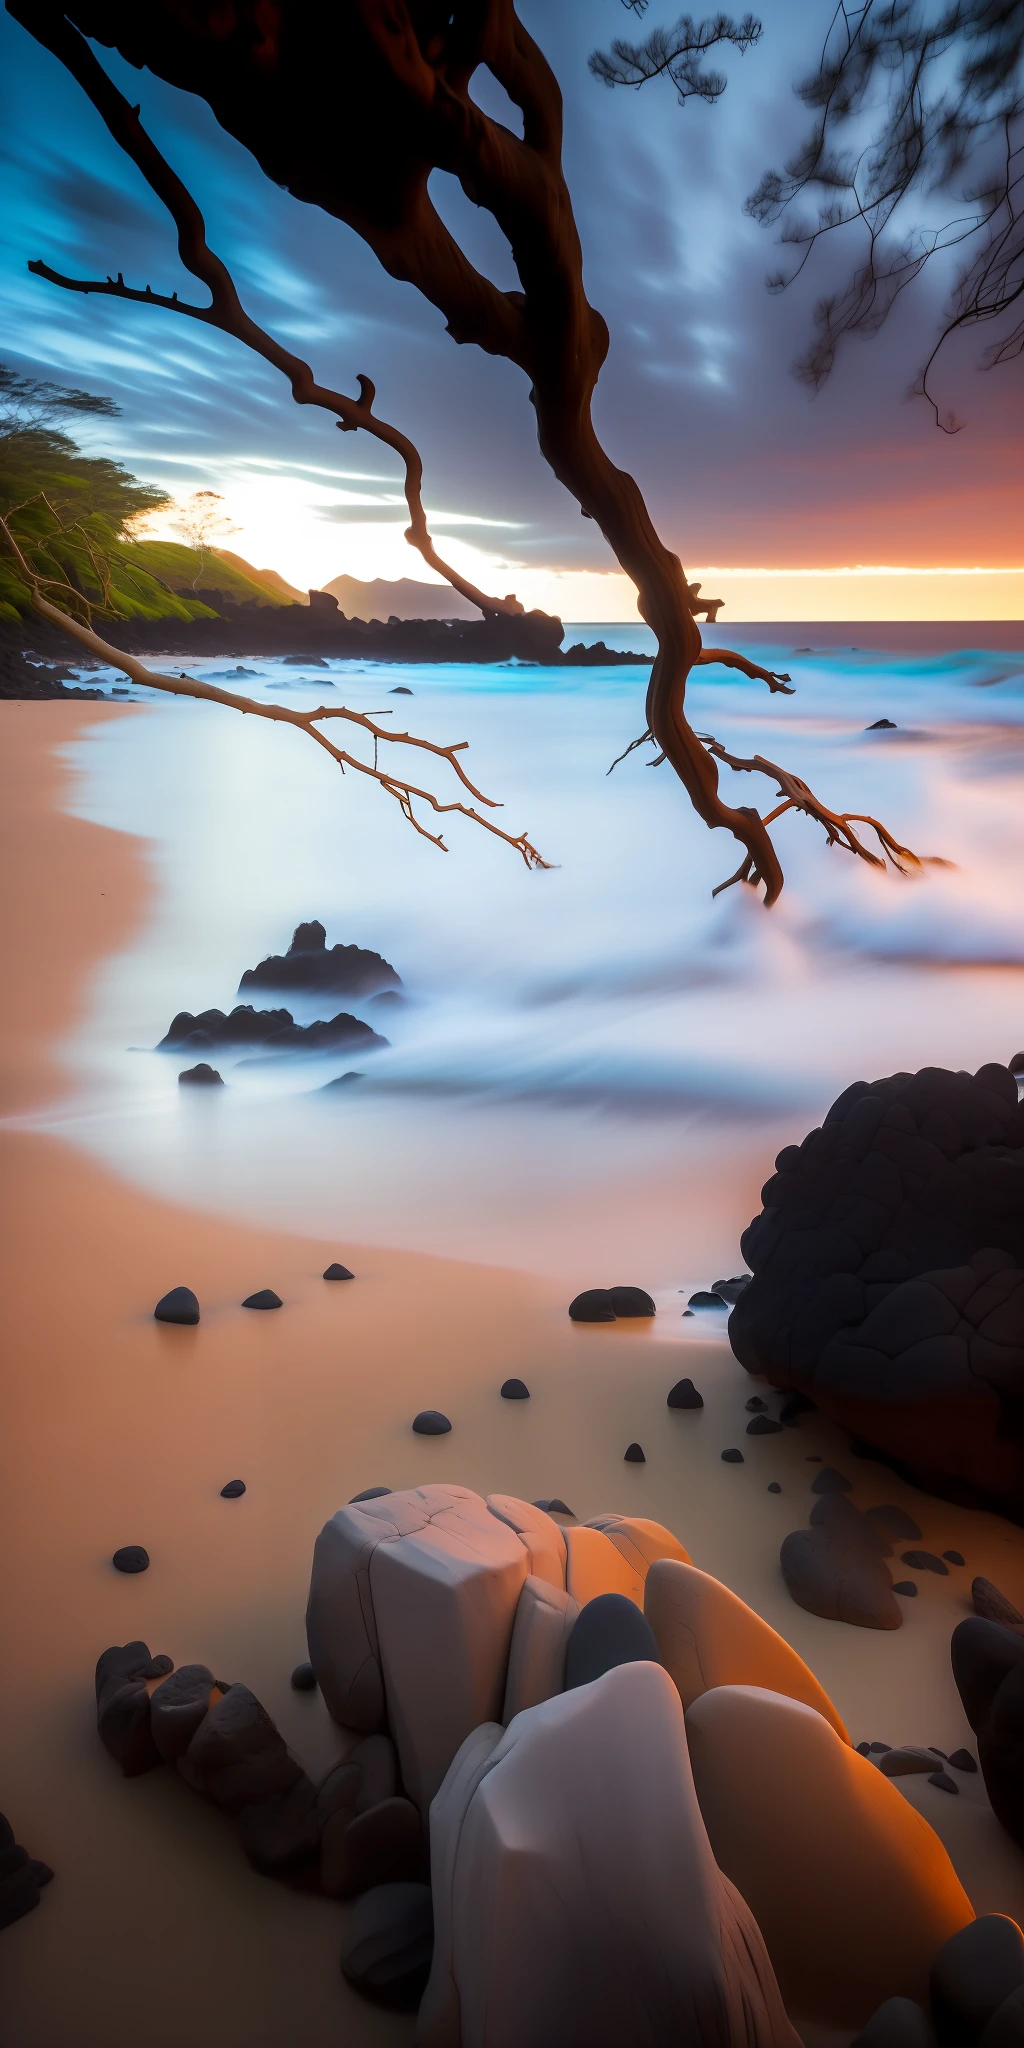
[27,627,1024,1285]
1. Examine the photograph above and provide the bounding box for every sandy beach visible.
[5,702,1024,2046]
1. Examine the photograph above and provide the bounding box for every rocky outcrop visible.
[730,1065,1024,1519]
[644,1560,849,1737]
[238,921,401,1000]
[157,1003,388,1056]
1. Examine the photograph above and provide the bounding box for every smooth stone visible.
[291,1661,317,1692]
[339,1881,433,2006]
[235,1775,320,1878]
[879,1746,946,1777]
[623,1442,645,1463]
[242,1288,282,1310]
[930,1915,1024,2044]
[178,1062,223,1086]
[747,1415,784,1435]
[812,1467,852,1494]
[973,1577,1024,1626]
[810,1493,892,1555]
[568,1288,616,1322]
[94,1641,168,1776]
[851,1999,937,2047]
[667,1378,703,1409]
[688,1290,727,1308]
[929,1770,958,1794]
[746,1396,767,1411]
[153,1285,199,1326]
[564,1592,660,1691]
[780,1526,901,1630]
[606,1285,656,1316]
[866,1506,924,1541]
[502,1576,579,1722]
[220,1479,246,1498]
[178,1682,311,1821]
[351,1487,392,1502]
[411,1411,451,1436]
[645,1558,848,1737]
[500,1379,529,1400]
[944,1550,966,1566]
[721,1448,744,1463]
[902,1550,949,1575]
[112,1546,149,1575]
[894,1581,919,1596]
[324,1262,354,1280]
[533,1498,574,1518]
[949,1748,978,1772]
[768,1482,782,1492]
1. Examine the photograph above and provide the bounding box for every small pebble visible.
[893,1581,918,1596]
[929,1769,959,1795]
[747,1416,784,1435]
[323,1262,354,1281]
[901,1549,948,1575]
[949,1748,977,1773]
[242,1288,282,1310]
[856,1741,871,1755]
[767,1481,782,1493]
[412,1410,451,1435]
[721,1448,744,1464]
[681,1309,694,1318]
[350,1486,392,1502]
[943,1549,965,1566]
[667,1378,703,1410]
[534,1497,574,1517]
[746,1397,767,1412]
[290,1662,317,1692]
[154,1285,199,1326]
[623,1442,645,1464]
[811,1467,852,1495]
[500,1379,530,1400]
[220,1480,246,1499]
[868,1742,892,1753]
[112,1546,149,1574]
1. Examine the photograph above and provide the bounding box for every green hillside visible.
[131,540,302,608]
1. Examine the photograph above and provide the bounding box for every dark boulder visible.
[746,1395,767,1411]
[730,1065,1024,1520]
[768,1481,782,1492]
[894,1581,918,1596]
[339,1882,434,2007]
[151,1664,217,1762]
[159,1003,388,1057]
[178,1063,223,1086]
[780,1500,901,1629]
[711,1275,751,1304]
[533,1498,574,1517]
[688,1290,727,1308]
[944,1550,966,1565]
[865,1505,923,1541]
[952,1619,1024,1847]
[242,1289,282,1310]
[747,1415,783,1435]
[851,2000,936,2046]
[112,1546,149,1574]
[411,1410,451,1435]
[949,1748,977,1772]
[667,1378,703,1409]
[324,1262,354,1280]
[721,1448,744,1463]
[568,1289,616,1322]
[154,1285,199,1325]
[565,1592,659,1690]
[500,1378,529,1399]
[238,921,401,1001]
[606,1286,656,1316]
[811,1467,852,1495]
[866,718,898,730]
[930,1915,1024,2045]
[0,1815,53,1933]
[929,1769,959,1793]
[95,1641,167,1776]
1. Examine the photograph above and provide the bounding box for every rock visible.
[895,1581,919,1596]
[562,1525,645,1608]
[878,1746,946,1777]
[721,1447,744,1462]
[711,1275,752,1303]
[390,686,414,695]
[584,1514,691,1582]
[411,1410,451,1436]
[667,1377,703,1409]
[151,1664,218,1761]
[159,1003,388,1058]
[768,1481,782,1492]
[980,1986,1024,2048]
[606,1285,656,1316]
[901,1550,948,1574]
[568,1288,616,1322]
[502,1576,579,1722]
[339,1882,433,2007]
[95,1641,167,1776]
[324,1262,354,1280]
[950,1748,978,1772]
[486,1496,567,1589]
[623,1442,645,1463]
[866,1505,924,1541]
[0,1820,53,1932]
[112,1545,149,1575]
[952,1618,1024,1848]
[867,718,898,729]
[319,1733,401,1894]
[686,1683,974,2028]
[306,1486,528,1813]
[973,1577,1024,1626]
[929,1770,959,1793]
[178,1682,317,1875]
[645,1558,848,1736]
[930,1915,1024,2045]
[851,2001,937,2046]
[418,1663,795,2048]
[747,1415,784,1435]
[351,1487,391,1502]
[780,1525,901,1630]
[290,1661,316,1692]
[154,1285,199,1326]
[241,1288,282,1310]
[178,1063,223,1085]
[944,1550,966,1565]
[688,1290,727,1308]
[220,1479,246,1498]
[499,1378,529,1399]
[810,1492,892,1547]
[533,1498,574,1518]
[235,1776,320,1877]
[238,921,401,1001]
[730,1066,1024,1522]
[747,1396,768,1411]
[564,1592,659,1690]
[812,1467,852,1494]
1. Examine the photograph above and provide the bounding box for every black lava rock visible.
[747,1415,784,1435]
[242,1289,282,1310]
[623,1442,645,1463]
[811,1467,852,1495]
[866,718,898,730]
[339,1881,434,2007]
[412,1411,451,1436]
[112,1546,149,1575]
[606,1286,656,1317]
[688,1290,727,1308]
[768,1482,782,1493]
[350,1487,392,1502]
[850,2000,936,2046]
[865,1505,923,1541]
[944,1549,966,1566]
[565,1592,659,1690]
[894,1581,918,1596]
[533,1498,574,1517]
[949,1748,978,1772]
[901,1550,949,1575]
[500,1379,530,1400]
[154,1285,199,1325]
[730,1065,1024,1521]
[178,1063,224,1086]
[667,1378,703,1409]
[324,1262,355,1280]
[721,1448,744,1463]
[220,1480,246,1498]
[952,1619,1024,1848]
[930,1914,1024,2045]
[291,1662,317,1692]
[159,1003,388,1058]
[568,1289,616,1322]
[238,922,401,1001]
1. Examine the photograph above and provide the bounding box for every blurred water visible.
[27,630,1024,1280]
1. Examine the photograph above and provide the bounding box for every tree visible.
[594,0,1024,433]
[169,489,239,590]
[2,0,925,901]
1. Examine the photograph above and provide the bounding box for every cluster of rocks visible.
[152,1268,353,1327]
[95,1482,994,2037]
[237,921,401,1001]
[568,1286,655,1322]
[158,1003,387,1059]
[777,1474,977,1629]
[731,1063,1024,1522]
[0,1813,53,1931]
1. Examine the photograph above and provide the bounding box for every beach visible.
[5,700,1024,2046]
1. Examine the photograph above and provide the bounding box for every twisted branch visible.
[0,512,549,868]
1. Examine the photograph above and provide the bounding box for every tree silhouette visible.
[4,0,925,900]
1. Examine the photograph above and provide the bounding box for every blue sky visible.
[1,1,1020,616]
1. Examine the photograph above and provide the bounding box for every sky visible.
[0,1,1021,621]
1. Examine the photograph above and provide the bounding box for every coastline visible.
[4,703,1024,2044]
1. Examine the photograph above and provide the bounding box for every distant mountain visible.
[212,551,305,603]
[322,573,478,621]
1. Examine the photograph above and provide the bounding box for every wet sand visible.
[4,702,1024,2046]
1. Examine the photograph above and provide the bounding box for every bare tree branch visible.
[590,10,762,104]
